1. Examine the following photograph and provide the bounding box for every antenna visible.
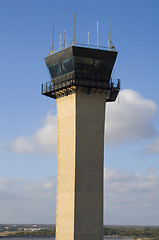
[74,12,76,44]
[109,18,111,48]
[88,31,90,47]
[63,30,66,48]
[107,32,109,49]
[48,24,54,55]
[60,33,62,49]
[65,32,67,46]
[97,20,99,48]
[52,24,54,53]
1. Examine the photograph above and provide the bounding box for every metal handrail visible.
[48,42,116,56]
[41,73,120,95]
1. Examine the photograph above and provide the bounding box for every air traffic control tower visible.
[41,42,120,240]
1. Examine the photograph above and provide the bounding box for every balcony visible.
[41,71,120,102]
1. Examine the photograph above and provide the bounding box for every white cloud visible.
[0,169,159,225]
[0,177,57,224]
[10,111,57,156]
[105,89,157,145]
[104,168,159,193]
[1,89,157,155]
[104,168,159,225]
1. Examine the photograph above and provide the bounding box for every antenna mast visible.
[109,18,111,48]
[88,31,90,47]
[48,24,54,55]
[60,33,62,49]
[97,20,99,48]
[107,32,109,49]
[52,24,54,52]
[74,12,76,44]
[63,30,66,48]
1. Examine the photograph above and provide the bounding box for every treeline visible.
[7,226,159,239]
[8,229,55,237]
[104,226,159,239]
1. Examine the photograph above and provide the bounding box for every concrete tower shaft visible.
[41,45,120,240]
[56,91,105,240]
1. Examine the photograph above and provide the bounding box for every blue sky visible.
[0,0,159,225]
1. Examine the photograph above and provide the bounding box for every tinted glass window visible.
[62,57,74,74]
[94,59,109,74]
[48,63,61,78]
[48,57,74,79]
[48,56,111,79]
[74,57,93,73]
[74,57,111,75]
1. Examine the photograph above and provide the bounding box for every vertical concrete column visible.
[75,90,106,240]
[56,93,76,240]
[56,90,106,240]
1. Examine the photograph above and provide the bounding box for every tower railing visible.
[41,71,120,101]
[48,42,116,56]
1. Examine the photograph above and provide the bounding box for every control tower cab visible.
[42,45,120,102]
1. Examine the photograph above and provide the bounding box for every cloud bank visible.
[0,169,159,225]
[105,89,157,145]
[104,168,159,225]
[0,176,56,224]
[0,89,157,156]
[10,111,57,156]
